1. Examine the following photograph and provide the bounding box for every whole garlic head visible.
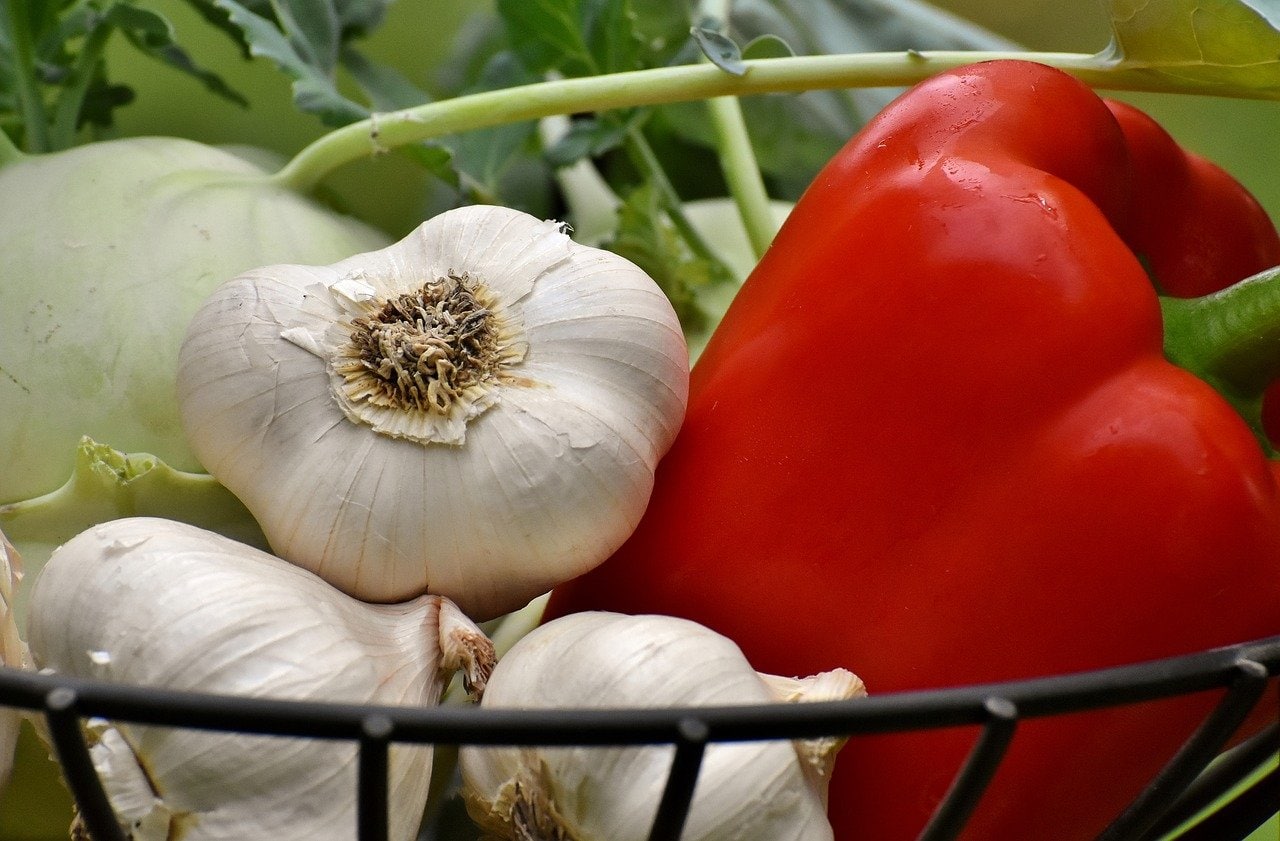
[25,517,494,841]
[459,612,865,841]
[177,204,689,619]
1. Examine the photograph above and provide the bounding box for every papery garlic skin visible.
[0,528,24,793]
[177,204,689,620]
[459,612,865,841]
[26,517,494,841]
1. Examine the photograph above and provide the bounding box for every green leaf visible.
[333,0,391,37]
[213,0,368,124]
[741,33,794,60]
[692,25,746,75]
[107,5,247,107]
[543,109,642,167]
[605,182,729,332]
[496,0,641,77]
[339,43,427,110]
[269,0,340,73]
[1101,0,1280,94]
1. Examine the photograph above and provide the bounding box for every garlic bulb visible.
[177,204,689,620]
[459,612,865,841]
[0,528,24,793]
[25,517,494,841]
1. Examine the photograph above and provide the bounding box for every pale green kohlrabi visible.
[0,137,391,592]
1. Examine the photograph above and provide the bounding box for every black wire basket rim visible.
[1,632,1276,747]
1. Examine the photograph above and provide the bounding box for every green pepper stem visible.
[1162,267,1280,449]
[273,49,1250,193]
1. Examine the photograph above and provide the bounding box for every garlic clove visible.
[759,670,867,803]
[177,204,689,619]
[0,528,24,793]
[25,517,494,841]
[458,611,864,841]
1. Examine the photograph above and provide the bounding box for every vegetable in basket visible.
[546,59,1280,840]
[459,611,864,841]
[24,516,494,841]
[176,204,689,620]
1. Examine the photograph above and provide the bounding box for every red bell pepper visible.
[547,60,1280,839]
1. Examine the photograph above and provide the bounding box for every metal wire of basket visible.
[1,633,1277,841]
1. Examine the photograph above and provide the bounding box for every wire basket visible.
[1,633,1277,841]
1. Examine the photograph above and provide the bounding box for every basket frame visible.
[1,633,1277,841]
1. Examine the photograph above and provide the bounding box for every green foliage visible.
[0,0,243,150]
[1102,0,1280,94]
[607,182,720,333]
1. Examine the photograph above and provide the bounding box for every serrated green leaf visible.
[107,5,247,107]
[580,0,642,73]
[497,0,641,77]
[269,0,340,73]
[340,43,428,109]
[214,0,367,124]
[543,110,642,167]
[692,26,746,75]
[334,0,391,37]
[605,182,729,332]
[498,0,593,75]
[1101,0,1280,95]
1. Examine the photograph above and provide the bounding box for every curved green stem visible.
[1162,266,1280,452]
[624,130,725,267]
[272,49,1161,192]
[697,0,777,259]
[705,94,776,258]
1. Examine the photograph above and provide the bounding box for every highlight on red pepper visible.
[546,59,1280,841]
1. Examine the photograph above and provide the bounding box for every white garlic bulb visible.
[0,528,24,793]
[177,204,689,620]
[25,517,494,841]
[459,612,865,841]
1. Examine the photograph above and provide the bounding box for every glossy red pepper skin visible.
[547,61,1280,840]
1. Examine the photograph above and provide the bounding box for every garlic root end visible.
[437,598,496,700]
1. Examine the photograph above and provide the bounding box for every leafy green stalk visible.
[5,0,50,151]
[624,129,728,273]
[273,44,1280,193]
[47,17,114,150]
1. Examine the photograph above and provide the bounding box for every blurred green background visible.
[2,1,1277,838]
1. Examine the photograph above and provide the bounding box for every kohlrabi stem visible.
[7,0,50,152]
[697,0,776,259]
[1162,266,1280,451]
[271,50,1173,193]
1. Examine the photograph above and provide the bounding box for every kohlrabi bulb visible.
[0,137,391,505]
